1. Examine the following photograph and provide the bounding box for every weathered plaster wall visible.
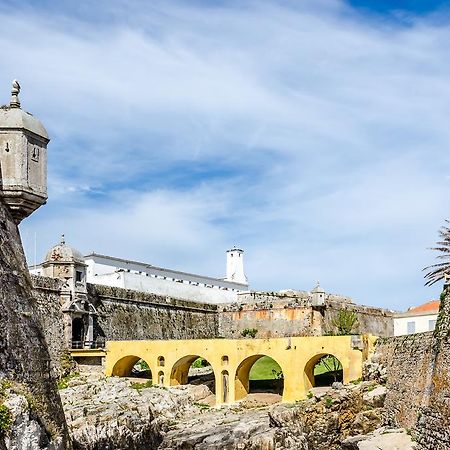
[219,301,321,338]
[219,293,393,338]
[0,199,70,447]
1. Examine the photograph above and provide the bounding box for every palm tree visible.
[424,220,450,286]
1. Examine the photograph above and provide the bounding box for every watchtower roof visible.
[45,235,84,264]
[0,80,49,140]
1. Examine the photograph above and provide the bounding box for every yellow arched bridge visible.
[98,335,376,406]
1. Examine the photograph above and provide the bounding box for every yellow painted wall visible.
[104,335,373,406]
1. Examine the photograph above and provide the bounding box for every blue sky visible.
[1,0,449,310]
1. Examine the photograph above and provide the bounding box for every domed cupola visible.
[41,235,87,294]
[45,235,85,265]
[0,80,49,223]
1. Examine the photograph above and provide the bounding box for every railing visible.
[71,339,105,349]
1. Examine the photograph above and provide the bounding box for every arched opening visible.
[111,355,152,380]
[157,356,165,367]
[170,355,215,398]
[158,371,165,385]
[304,353,343,389]
[71,317,84,348]
[235,355,284,405]
[222,370,229,403]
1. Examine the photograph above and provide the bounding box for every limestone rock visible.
[3,391,61,450]
[342,427,416,450]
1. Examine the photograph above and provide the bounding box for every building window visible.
[429,319,437,331]
[407,321,416,334]
[75,271,83,282]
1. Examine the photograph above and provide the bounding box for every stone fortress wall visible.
[369,286,450,449]
[31,276,219,375]
[219,291,394,338]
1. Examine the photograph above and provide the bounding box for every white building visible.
[393,300,439,336]
[31,240,249,304]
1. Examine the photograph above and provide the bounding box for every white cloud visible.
[4,0,448,310]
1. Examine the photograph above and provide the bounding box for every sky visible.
[0,0,449,310]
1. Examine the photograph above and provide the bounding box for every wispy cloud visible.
[2,0,448,310]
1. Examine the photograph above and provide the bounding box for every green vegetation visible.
[0,404,12,434]
[249,356,283,380]
[424,220,450,286]
[130,379,153,390]
[324,397,334,408]
[57,372,79,390]
[241,328,258,338]
[307,392,313,399]
[314,355,342,376]
[331,310,359,335]
[193,402,210,410]
[191,358,209,368]
[134,359,150,371]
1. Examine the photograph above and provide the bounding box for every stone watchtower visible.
[42,236,98,349]
[0,80,49,223]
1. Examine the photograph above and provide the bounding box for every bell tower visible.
[0,80,49,223]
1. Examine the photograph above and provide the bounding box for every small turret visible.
[0,80,49,222]
[311,281,326,306]
[225,246,248,285]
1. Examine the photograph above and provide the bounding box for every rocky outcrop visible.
[58,374,394,450]
[0,199,70,448]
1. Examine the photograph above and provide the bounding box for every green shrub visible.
[0,404,12,434]
[324,397,334,408]
[241,328,258,338]
[330,310,359,335]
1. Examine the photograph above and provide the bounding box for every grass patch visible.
[249,356,283,381]
[193,402,210,410]
[130,380,153,390]
[191,358,209,369]
[57,372,80,390]
[314,356,342,376]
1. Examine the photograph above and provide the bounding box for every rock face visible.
[59,375,392,450]
[0,199,70,448]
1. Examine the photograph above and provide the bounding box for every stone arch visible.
[304,353,343,389]
[111,355,152,379]
[170,355,215,392]
[234,354,284,401]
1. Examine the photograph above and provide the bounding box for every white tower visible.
[225,247,248,285]
[311,281,325,306]
[0,80,49,223]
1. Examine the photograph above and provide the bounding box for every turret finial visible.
[10,79,20,108]
[60,234,65,245]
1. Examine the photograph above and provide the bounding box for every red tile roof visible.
[408,300,440,313]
